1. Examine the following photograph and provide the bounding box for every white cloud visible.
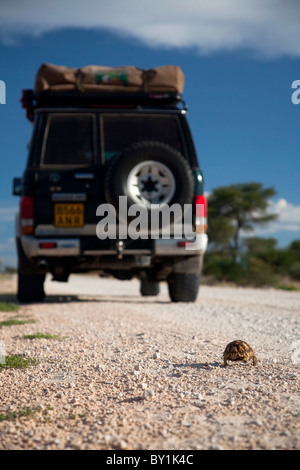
[247,198,300,237]
[269,199,300,232]
[1,0,300,57]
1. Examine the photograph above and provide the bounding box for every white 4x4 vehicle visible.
[13,64,208,303]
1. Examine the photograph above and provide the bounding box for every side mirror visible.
[12,177,22,196]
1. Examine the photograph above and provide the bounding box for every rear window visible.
[102,114,184,160]
[42,115,95,166]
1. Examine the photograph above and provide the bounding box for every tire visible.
[17,272,46,303]
[140,278,160,296]
[104,141,195,218]
[168,272,200,302]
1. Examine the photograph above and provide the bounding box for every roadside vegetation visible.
[23,332,63,340]
[0,406,43,422]
[0,318,34,327]
[204,182,300,289]
[0,301,19,312]
[0,355,38,370]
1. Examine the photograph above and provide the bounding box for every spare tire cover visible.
[104,141,195,214]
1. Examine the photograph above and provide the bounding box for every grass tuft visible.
[0,406,42,422]
[0,355,38,370]
[0,318,35,328]
[0,302,19,312]
[23,332,62,340]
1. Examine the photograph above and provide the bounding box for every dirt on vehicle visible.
[0,274,299,450]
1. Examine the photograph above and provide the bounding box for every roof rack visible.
[21,89,186,122]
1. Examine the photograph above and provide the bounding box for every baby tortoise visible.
[223,340,258,367]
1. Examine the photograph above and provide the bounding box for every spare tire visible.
[104,141,195,219]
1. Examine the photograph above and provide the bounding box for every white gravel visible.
[0,274,299,450]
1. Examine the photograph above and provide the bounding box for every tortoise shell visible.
[223,340,257,366]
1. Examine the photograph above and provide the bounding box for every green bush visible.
[203,253,243,282]
[289,262,300,281]
[203,251,279,287]
[237,257,278,287]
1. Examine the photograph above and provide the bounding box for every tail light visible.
[20,196,34,235]
[195,195,207,233]
[39,242,57,249]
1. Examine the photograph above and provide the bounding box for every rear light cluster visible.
[177,194,207,248]
[20,196,34,235]
[39,242,57,249]
[195,195,207,234]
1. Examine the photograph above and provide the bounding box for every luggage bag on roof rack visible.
[35,63,185,94]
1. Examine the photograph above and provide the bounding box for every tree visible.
[207,182,277,261]
[243,237,278,260]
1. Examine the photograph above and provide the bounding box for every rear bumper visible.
[21,236,80,257]
[20,233,208,259]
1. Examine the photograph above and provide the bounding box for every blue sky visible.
[0,0,299,268]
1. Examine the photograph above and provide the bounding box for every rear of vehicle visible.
[13,73,207,303]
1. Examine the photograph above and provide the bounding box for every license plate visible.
[54,203,84,228]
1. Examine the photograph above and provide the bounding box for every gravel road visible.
[0,274,299,450]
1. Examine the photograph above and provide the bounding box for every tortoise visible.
[223,340,257,367]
